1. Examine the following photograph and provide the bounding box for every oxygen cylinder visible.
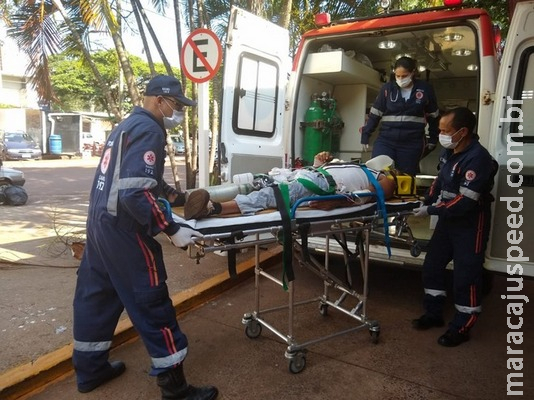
[302,95,326,166]
[325,97,344,154]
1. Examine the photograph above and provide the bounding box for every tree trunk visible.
[132,0,174,76]
[131,0,156,76]
[104,1,141,106]
[279,0,292,29]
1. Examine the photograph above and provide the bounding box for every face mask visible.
[163,110,184,129]
[396,76,412,88]
[439,128,462,149]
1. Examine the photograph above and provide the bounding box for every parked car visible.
[0,159,25,186]
[2,132,42,160]
[170,135,185,155]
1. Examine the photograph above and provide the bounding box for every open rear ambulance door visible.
[219,7,290,184]
[487,0,534,277]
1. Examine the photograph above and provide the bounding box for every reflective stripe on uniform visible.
[424,288,446,297]
[459,186,480,201]
[369,106,383,117]
[118,176,157,191]
[107,131,127,216]
[455,304,482,314]
[441,190,457,200]
[381,115,426,124]
[74,339,112,352]
[151,347,188,369]
[428,109,440,118]
[106,131,158,215]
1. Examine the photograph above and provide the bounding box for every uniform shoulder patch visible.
[144,151,156,166]
[101,148,111,174]
[465,170,476,181]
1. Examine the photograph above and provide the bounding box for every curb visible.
[0,247,282,399]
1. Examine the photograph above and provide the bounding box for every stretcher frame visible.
[184,196,419,373]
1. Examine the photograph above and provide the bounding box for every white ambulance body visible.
[219,0,534,277]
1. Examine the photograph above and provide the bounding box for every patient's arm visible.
[220,200,240,215]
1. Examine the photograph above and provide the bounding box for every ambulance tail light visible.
[443,0,463,6]
[315,13,331,27]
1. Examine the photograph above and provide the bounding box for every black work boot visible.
[157,364,218,400]
[77,360,126,393]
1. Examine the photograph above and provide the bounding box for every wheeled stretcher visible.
[172,194,420,373]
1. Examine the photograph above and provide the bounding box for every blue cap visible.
[145,75,196,106]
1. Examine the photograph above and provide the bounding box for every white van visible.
[219,0,534,277]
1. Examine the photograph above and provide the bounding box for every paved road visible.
[23,262,534,400]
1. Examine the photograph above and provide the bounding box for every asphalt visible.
[1,157,533,400]
[10,260,534,400]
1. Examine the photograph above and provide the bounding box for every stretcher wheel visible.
[319,303,329,316]
[244,320,262,339]
[410,241,421,257]
[288,352,306,374]
[370,329,380,344]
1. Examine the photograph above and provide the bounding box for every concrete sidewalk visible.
[7,258,534,400]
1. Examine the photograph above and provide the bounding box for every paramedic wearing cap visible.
[411,107,496,347]
[72,75,218,399]
[360,56,440,176]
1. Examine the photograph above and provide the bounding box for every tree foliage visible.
[49,49,177,113]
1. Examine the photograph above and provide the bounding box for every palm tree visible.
[132,0,175,76]
[94,0,141,106]
[131,0,157,76]
[7,0,123,120]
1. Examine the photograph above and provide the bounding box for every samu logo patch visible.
[144,151,156,166]
[465,170,476,181]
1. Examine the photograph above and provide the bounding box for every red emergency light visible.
[315,13,331,27]
[443,0,463,6]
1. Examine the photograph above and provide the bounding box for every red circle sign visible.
[181,29,222,83]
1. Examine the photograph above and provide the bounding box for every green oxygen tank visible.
[302,94,327,166]
[323,97,344,154]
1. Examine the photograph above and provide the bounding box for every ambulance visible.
[218,0,534,277]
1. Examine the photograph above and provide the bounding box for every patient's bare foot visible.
[184,189,213,220]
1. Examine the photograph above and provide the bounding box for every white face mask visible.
[163,110,184,129]
[439,128,462,149]
[396,76,412,88]
[160,98,185,129]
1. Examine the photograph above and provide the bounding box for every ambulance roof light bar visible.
[315,0,462,28]
[315,12,331,27]
[443,0,463,6]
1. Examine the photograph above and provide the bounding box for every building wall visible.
[0,108,43,144]
[1,28,38,108]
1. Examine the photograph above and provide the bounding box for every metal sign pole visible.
[198,82,209,187]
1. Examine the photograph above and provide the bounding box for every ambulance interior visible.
[294,23,480,187]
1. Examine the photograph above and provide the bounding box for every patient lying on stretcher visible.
[184,152,396,220]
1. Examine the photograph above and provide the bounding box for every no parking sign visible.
[181,29,222,83]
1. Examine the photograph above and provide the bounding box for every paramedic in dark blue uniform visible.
[411,107,496,347]
[360,56,440,176]
[72,75,218,399]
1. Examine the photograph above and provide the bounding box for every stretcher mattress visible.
[172,200,420,235]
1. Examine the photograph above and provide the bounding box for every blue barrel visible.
[49,134,62,154]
